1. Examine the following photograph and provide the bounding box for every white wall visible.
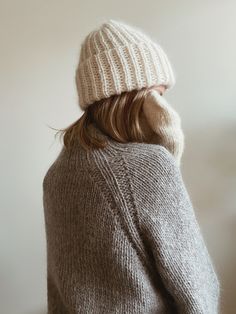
[1,1,235,313]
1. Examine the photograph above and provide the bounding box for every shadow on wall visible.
[184,122,236,314]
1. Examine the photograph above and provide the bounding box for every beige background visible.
[1,0,235,313]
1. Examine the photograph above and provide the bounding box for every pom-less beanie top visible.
[75,19,176,110]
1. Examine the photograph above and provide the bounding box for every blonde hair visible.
[52,86,170,151]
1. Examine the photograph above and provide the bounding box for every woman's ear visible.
[142,89,185,167]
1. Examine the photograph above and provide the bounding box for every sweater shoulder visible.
[119,143,181,179]
[115,143,186,208]
[86,141,182,188]
[92,142,184,208]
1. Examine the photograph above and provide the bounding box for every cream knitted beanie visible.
[75,19,176,110]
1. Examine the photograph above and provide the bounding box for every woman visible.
[43,19,220,313]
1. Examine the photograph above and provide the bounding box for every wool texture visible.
[42,123,220,313]
[142,89,185,167]
[75,19,176,110]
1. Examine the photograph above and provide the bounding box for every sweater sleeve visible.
[128,145,220,314]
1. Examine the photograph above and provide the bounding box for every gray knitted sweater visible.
[42,123,220,314]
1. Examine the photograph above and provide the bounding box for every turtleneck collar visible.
[79,122,137,157]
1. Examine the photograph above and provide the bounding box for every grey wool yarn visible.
[42,122,221,313]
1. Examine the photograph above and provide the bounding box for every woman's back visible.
[43,123,220,313]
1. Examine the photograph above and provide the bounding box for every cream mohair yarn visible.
[75,19,176,110]
[142,90,185,167]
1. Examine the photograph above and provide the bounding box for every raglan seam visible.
[85,150,155,272]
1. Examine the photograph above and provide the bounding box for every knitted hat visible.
[75,19,176,110]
